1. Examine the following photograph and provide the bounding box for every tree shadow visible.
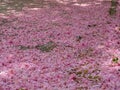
[0,0,120,89]
[0,0,113,13]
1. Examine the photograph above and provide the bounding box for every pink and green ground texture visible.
[0,0,120,90]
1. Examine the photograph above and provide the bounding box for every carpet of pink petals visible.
[0,0,120,90]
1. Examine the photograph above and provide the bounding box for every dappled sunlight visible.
[56,0,77,4]
[74,3,90,7]
[73,1,101,7]
[0,0,120,90]
[8,7,41,17]
[0,13,8,18]
[29,7,40,10]
[55,0,102,7]
[0,0,106,16]
[0,0,47,14]
[97,0,111,1]
[0,0,108,18]
[0,70,8,77]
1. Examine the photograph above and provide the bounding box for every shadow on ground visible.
[0,0,112,13]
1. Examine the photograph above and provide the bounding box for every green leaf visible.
[109,0,118,15]
[35,41,57,52]
[109,7,116,15]
[111,0,118,7]
[19,45,31,50]
[112,57,119,63]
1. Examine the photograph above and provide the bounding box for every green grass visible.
[109,7,116,15]
[19,45,31,50]
[112,57,119,63]
[109,0,118,15]
[35,41,57,52]
[111,0,118,7]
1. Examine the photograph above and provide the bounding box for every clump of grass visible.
[76,69,88,77]
[35,41,57,52]
[88,75,101,82]
[109,0,118,15]
[69,68,101,83]
[77,86,88,90]
[109,7,116,15]
[19,45,31,50]
[112,57,119,63]
[18,41,57,52]
[111,0,118,6]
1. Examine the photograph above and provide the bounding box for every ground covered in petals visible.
[0,0,120,90]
